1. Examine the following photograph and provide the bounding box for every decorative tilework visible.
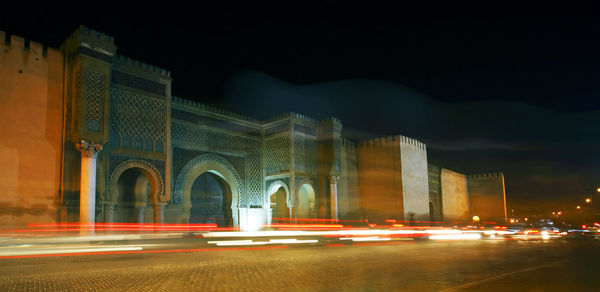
[109,88,166,152]
[265,136,290,174]
[86,70,104,132]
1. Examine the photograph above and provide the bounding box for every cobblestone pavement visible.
[0,239,599,291]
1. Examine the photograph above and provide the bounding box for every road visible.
[0,237,598,291]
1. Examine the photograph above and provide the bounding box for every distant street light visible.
[597,187,600,193]
[577,206,581,210]
[586,198,591,203]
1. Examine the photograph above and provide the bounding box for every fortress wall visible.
[0,31,64,228]
[441,169,469,223]
[398,137,429,221]
[338,139,359,219]
[357,136,403,221]
[467,173,507,223]
[427,164,443,221]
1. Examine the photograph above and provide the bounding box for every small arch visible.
[296,179,316,219]
[266,180,291,221]
[108,159,165,205]
[115,168,150,222]
[266,180,291,208]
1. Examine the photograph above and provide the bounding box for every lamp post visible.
[582,196,593,225]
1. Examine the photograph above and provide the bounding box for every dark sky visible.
[4,3,600,216]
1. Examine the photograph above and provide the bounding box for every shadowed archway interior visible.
[270,187,289,222]
[297,184,316,219]
[189,172,233,226]
[116,168,150,223]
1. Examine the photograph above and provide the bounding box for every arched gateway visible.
[296,179,316,219]
[266,180,291,222]
[174,154,243,227]
[107,159,166,223]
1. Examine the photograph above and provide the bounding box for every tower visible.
[60,26,116,227]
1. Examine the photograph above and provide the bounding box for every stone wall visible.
[468,173,507,223]
[357,137,403,222]
[338,139,360,219]
[0,31,64,228]
[357,135,429,222]
[398,136,429,221]
[427,164,443,221]
[441,169,469,224]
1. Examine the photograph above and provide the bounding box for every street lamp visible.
[577,206,581,210]
[586,198,591,203]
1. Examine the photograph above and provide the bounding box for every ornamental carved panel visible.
[109,88,166,152]
[264,136,290,175]
[86,70,105,132]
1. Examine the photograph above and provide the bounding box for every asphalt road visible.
[0,237,598,291]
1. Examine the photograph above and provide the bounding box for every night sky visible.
[4,3,600,216]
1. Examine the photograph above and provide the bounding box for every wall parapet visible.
[357,134,426,150]
[342,138,356,148]
[292,112,317,123]
[266,112,318,124]
[318,117,342,129]
[172,96,260,123]
[69,25,114,47]
[115,54,170,77]
[398,135,426,149]
[1,30,59,57]
[468,172,504,179]
[60,25,117,58]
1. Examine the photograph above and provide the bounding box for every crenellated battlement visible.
[468,172,504,179]
[172,96,260,123]
[318,117,342,127]
[1,30,59,57]
[397,135,426,149]
[264,112,292,123]
[75,25,114,45]
[114,54,171,77]
[342,138,356,148]
[358,134,426,149]
[265,112,318,123]
[359,136,390,147]
[290,112,317,123]
[61,25,117,57]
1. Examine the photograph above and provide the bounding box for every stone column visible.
[75,140,102,232]
[104,203,116,223]
[153,203,166,224]
[329,174,339,220]
[135,206,145,223]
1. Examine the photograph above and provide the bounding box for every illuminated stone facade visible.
[0,26,506,229]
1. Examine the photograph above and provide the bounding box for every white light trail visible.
[429,233,482,240]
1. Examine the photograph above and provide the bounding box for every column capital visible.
[75,140,103,158]
[328,174,339,184]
